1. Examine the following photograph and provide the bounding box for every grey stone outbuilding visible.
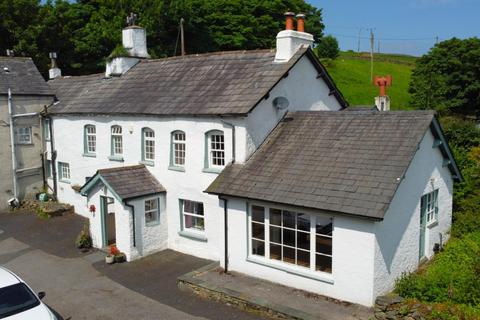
[0,56,55,210]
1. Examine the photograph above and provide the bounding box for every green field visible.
[323,51,417,110]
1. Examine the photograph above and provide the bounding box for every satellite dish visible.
[272,96,289,110]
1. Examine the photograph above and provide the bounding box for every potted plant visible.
[105,254,115,264]
[114,252,126,263]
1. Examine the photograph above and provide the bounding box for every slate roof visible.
[207,110,447,220]
[0,57,53,96]
[48,48,347,115]
[82,165,165,200]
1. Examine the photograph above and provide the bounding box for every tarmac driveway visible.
[0,211,262,320]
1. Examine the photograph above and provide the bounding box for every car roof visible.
[0,266,21,288]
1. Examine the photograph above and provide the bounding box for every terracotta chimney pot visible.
[285,12,295,30]
[296,13,306,32]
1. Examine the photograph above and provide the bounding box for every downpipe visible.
[7,88,19,208]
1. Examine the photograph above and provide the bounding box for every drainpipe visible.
[124,200,136,247]
[7,88,18,205]
[40,153,46,191]
[219,196,229,273]
[219,118,235,163]
[44,104,58,199]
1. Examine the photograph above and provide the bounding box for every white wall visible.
[245,55,342,158]
[225,198,376,306]
[49,114,244,262]
[373,129,453,297]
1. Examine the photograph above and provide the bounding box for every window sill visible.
[168,166,185,172]
[82,153,96,158]
[427,220,438,228]
[108,156,124,162]
[178,230,207,242]
[16,143,34,146]
[139,160,154,167]
[202,167,223,174]
[59,179,71,184]
[146,221,160,227]
[246,256,334,284]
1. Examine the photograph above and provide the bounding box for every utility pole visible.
[180,18,185,56]
[377,40,380,54]
[370,28,374,82]
[357,27,363,53]
[435,36,439,45]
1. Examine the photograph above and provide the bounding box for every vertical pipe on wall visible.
[7,88,18,203]
[220,197,229,273]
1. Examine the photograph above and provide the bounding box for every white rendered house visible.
[45,15,461,306]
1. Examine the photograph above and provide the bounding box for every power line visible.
[327,32,438,42]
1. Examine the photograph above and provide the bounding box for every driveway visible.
[0,211,262,320]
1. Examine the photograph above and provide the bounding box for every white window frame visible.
[111,125,123,156]
[181,200,205,233]
[144,198,159,226]
[207,131,225,168]
[172,131,186,166]
[58,162,70,182]
[248,203,333,277]
[143,128,155,161]
[15,127,32,144]
[85,125,96,154]
[423,189,439,224]
[45,160,52,178]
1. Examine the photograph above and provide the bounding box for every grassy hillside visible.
[323,51,417,110]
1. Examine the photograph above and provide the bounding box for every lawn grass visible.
[323,51,417,110]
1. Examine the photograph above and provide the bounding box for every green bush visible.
[395,232,480,306]
[75,229,92,249]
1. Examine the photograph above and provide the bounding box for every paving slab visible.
[178,265,374,320]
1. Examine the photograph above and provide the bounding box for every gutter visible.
[44,103,58,199]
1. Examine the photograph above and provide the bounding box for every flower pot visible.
[105,255,115,264]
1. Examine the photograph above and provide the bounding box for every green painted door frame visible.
[100,196,108,248]
[419,199,427,260]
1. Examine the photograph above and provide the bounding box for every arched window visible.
[84,125,96,155]
[142,128,155,161]
[206,130,225,168]
[111,125,123,156]
[171,131,186,167]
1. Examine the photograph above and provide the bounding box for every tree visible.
[0,0,325,77]
[409,38,480,119]
[315,35,339,60]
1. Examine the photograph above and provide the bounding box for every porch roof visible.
[80,165,166,202]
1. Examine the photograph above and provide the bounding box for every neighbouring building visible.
[45,13,461,306]
[0,57,55,210]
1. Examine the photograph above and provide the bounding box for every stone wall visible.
[375,295,426,320]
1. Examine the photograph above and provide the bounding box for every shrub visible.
[395,232,480,306]
[75,227,92,249]
[315,35,340,60]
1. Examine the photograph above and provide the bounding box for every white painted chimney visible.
[48,52,62,79]
[275,13,314,63]
[106,13,149,77]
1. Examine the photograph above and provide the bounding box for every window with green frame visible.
[204,130,225,169]
[141,128,155,163]
[84,124,96,155]
[44,118,51,141]
[171,130,186,167]
[421,189,439,224]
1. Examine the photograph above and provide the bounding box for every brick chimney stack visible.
[274,12,314,63]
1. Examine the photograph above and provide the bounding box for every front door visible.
[100,196,116,247]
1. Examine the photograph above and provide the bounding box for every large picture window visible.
[142,128,155,161]
[84,125,96,154]
[181,200,204,232]
[249,205,333,274]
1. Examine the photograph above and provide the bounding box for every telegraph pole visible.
[357,28,363,53]
[180,18,186,56]
[370,29,374,82]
